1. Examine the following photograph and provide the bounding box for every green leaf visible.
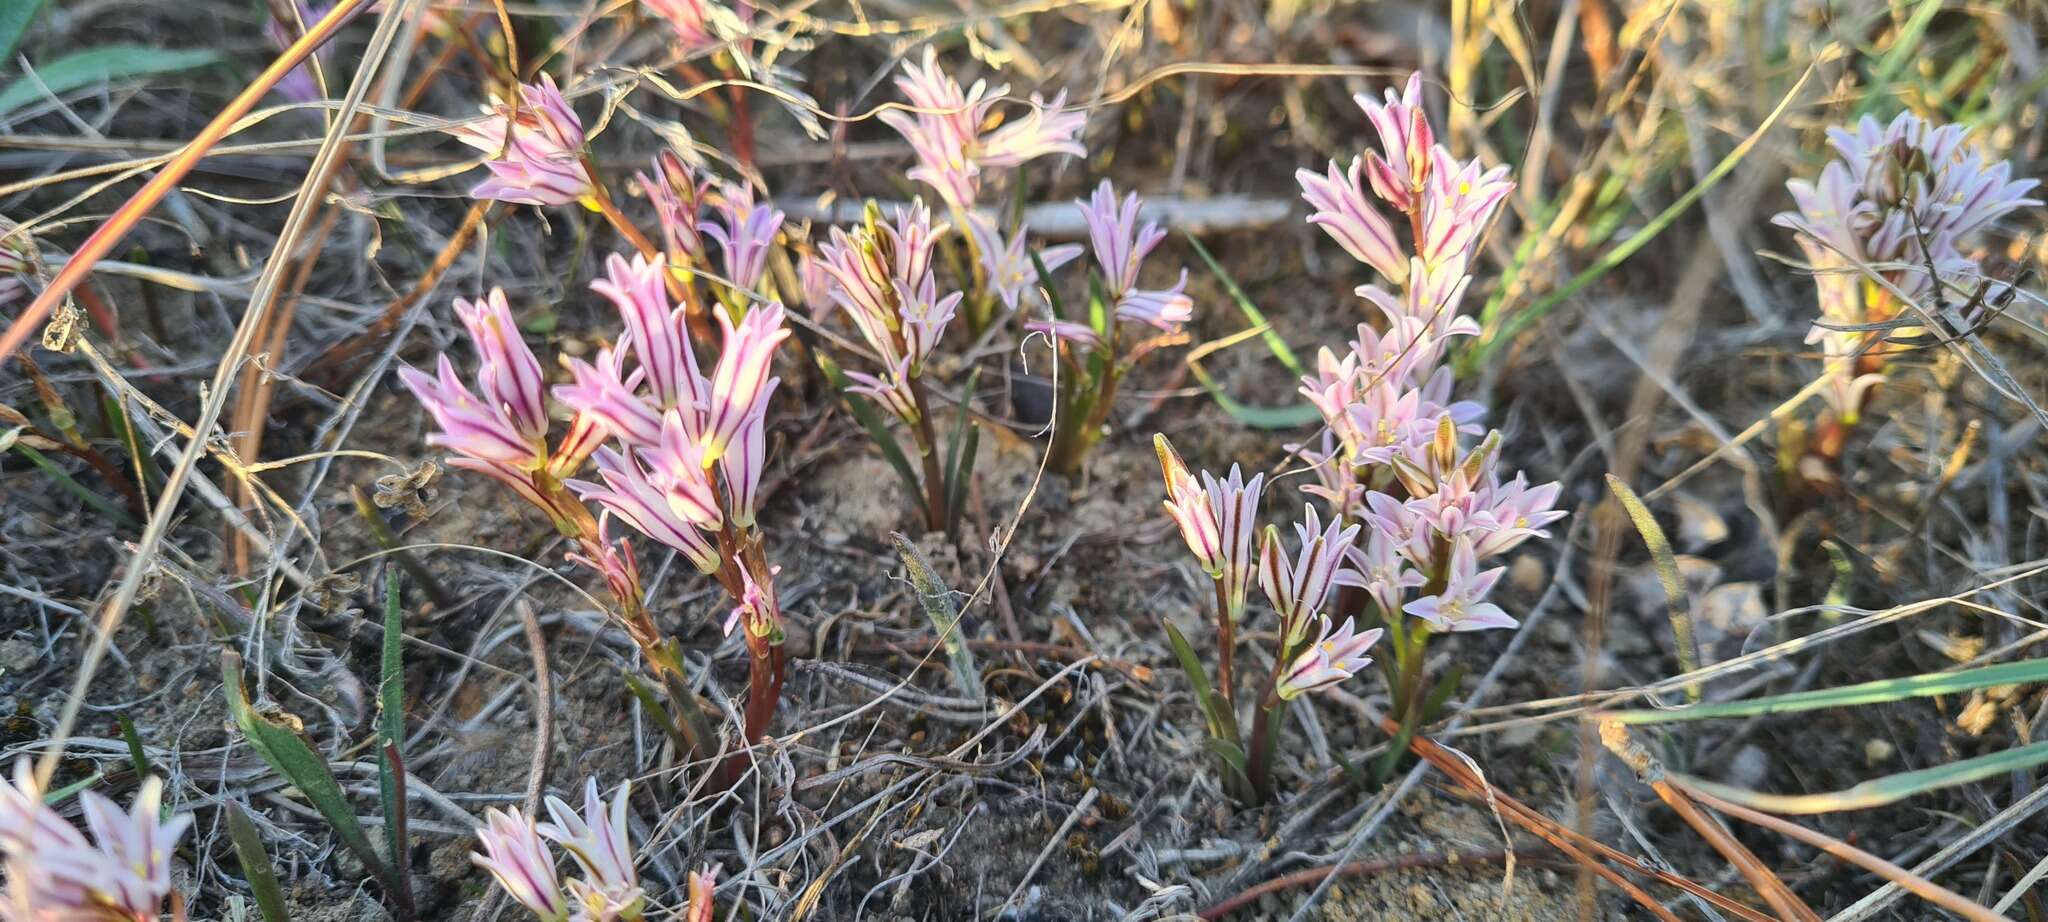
[376,572,411,912]
[1162,620,1241,749]
[1606,658,2048,725]
[1674,740,2048,814]
[1029,249,1069,321]
[892,532,983,702]
[221,650,401,902]
[942,370,981,538]
[1855,0,1944,119]
[226,801,292,922]
[815,352,925,514]
[0,0,45,63]
[116,712,153,778]
[0,45,224,116]
[1185,233,1302,374]
[1607,475,1700,702]
[1183,355,1320,429]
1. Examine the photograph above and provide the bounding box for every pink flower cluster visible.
[1,760,193,920]
[1773,112,2039,424]
[879,49,1086,209]
[1027,180,1193,347]
[1289,72,1561,635]
[643,0,741,53]
[813,200,960,423]
[473,778,645,922]
[555,253,790,581]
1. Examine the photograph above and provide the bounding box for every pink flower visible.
[592,252,703,413]
[702,181,784,296]
[718,407,769,528]
[896,277,961,374]
[556,347,665,448]
[1404,537,1514,632]
[1078,181,1193,333]
[1297,157,1405,282]
[702,303,789,465]
[453,289,550,441]
[1155,435,1223,574]
[570,443,721,574]
[1469,474,1565,559]
[1257,506,1361,644]
[1356,72,1434,211]
[0,762,193,921]
[539,778,640,915]
[454,75,595,208]
[473,806,569,922]
[643,0,737,52]
[966,215,1081,311]
[845,358,920,426]
[403,354,547,469]
[566,518,645,612]
[725,561,782,638]
[686,866,719,922]
[1276,616,1383,699]
[815,200,949,369]
[1417,148,1512,267]
[1023,318,1101,349]
[879,49,1085,206]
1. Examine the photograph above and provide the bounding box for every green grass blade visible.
[1854,0,1943,119]
[1607,658,2048,725]
[5,436,139,530]
[221,650,401,902]
[376,572,412,913]
[116,712,152,777]
[892,532,983,702]
[0,0,45,64]
[1183,354,1319,429]
[1465,62,1813,370]
[0,45,224,115]
[942,369,981,537]
[1607,475,1700,702]
[946,423,979,540]
[1029,249,1069,321]
[1675,740,2048,814]
[226,800,292,922]
[1185,233,1302,374]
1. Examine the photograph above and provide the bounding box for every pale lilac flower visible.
[1338,528,1425,621]
[1078,181,1194,334]
[815,200,948,369]
[0,760,84,851]
[878,49,1086,206]
[719,408,769,528]
[540,779,640,915]
[1357,256,1480,340]
[454,289,550,442]
[266,1,333,105]
[701,302,789,465]
[473,806,569,922]
[1404,537,1515,632]
[1297,156,1406,282]
[1276,616,1383,700]
[592,252,703,412]
[702,182,784,296]
[1023,318,1101,348]
[74,778,192,918]
[1356,72,1433,211]
[0,762,193,922]
[1153,436,1265,617]
[897,278,962,374]
[1469,474,1566,559]
[454,75,596,208]
[845,359,920,425]
[1257,506,1361,644]
[1417,148,1512,267]
[966,215,1081,311]
[641,150,710,265]
[643,0,737,52]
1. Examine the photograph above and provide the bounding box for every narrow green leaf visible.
[1607,658,2048,725]
[41,772,102,806]
[1183,357,1320,429]
[226,801,292,922]
[221,650,401,901]
[815,352,925,512]
[1855,0,1944,119]
[1029,249,1069,321]
[1185,233,1302,374]
[8,440,139,530]
[621,670,690,759]
[892,532,983,702]
[1675,740,2048,814]
[116,712,152,777]
[942,370,981,538]
[0,46,224,115]
[376,572,411,913]
[946,423,978,540]
[1162,620,1242,750]
[0,0,45,64]
[1607,475,1700,702]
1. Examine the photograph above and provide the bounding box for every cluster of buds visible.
[1772,113,2037,461]
[1,760,194,920]
[1033,181,1195,475]
[472,778,646,922]
[878,48,1086,212]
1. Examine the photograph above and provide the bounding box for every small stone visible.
[1865,738,1894,766]
[0,639,36,675]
